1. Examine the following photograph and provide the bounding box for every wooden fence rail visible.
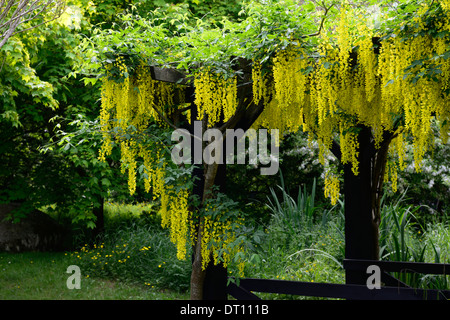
[227,259,450,300]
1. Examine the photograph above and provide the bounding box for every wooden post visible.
[343,125,393,286]
[344,126,379,285]
[203,135,228,300]
[92,195,104,240]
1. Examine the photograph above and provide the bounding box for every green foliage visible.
[1,195,449,299]
[243,208,346,299]
[70,204,191,292]
[74,0,334,81]
[377,190,449,290]
[379,192,423,263]
[133,0,244,21]
[386,121,450,222]
[0,5,98,221]
[0,36,57,128]
[0,3,137,226]
[244,182,449,298]
[266,174,318,232]
[40,114,132,227]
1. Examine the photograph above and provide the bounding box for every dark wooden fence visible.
[227,259,450,300]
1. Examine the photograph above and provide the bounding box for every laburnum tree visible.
[78,0,450,298]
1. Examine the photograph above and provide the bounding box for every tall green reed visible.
[266,173,318,233]
[379,191,449,291]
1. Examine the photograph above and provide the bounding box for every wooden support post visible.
[203,132,228,300]
[344,126,380,286]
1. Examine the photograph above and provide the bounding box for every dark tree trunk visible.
[344,125,392,285]
[190,217,207,300]
[92,196,104,240]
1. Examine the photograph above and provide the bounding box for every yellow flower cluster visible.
[145,155,192,262]
[336,4,352,90]
[379,30,449,173]
[339,122,360,176]
[442,0,450,11]
[254,5,450,200]
[384,161,398,193]
[393,132,407,172]
[200,214,245,276]
[99,60,182,195]
[194,69,238,126]
[251,60,270,107]
[324,173,340,206]
[253,47,309,134]
[167,189,191,260]
[99,59,194,262]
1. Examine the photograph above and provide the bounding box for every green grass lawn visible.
[0,251,188,300]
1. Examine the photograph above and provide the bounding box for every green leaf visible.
[323,61,331,69]
[101,178,111,187]
[86,221,96,229]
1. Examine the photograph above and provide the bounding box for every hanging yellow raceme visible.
[98,60,247,270]
[98,58,192,257]
[98,72,114,163]
[194,69,238,126]
[324,173,340,206]
[200,212,245,275]
[255,4,450,202]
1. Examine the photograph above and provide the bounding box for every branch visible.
[218,81,266,134]
[150,103,202,143]
[330,138,342,161]
[301,2,334,39]
[0,0,65,50]
[150,104,179,131]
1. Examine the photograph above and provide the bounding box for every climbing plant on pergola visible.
[78,0,450,299]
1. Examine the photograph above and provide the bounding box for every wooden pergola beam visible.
[150,66,190,85]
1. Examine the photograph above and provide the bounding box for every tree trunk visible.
[344,125,391,285]
[189,161,220,300]
[92,196,104,241]
[187,85,229,299]
[190,217,207,300]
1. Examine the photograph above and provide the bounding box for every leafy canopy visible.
[79,0,450,276]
